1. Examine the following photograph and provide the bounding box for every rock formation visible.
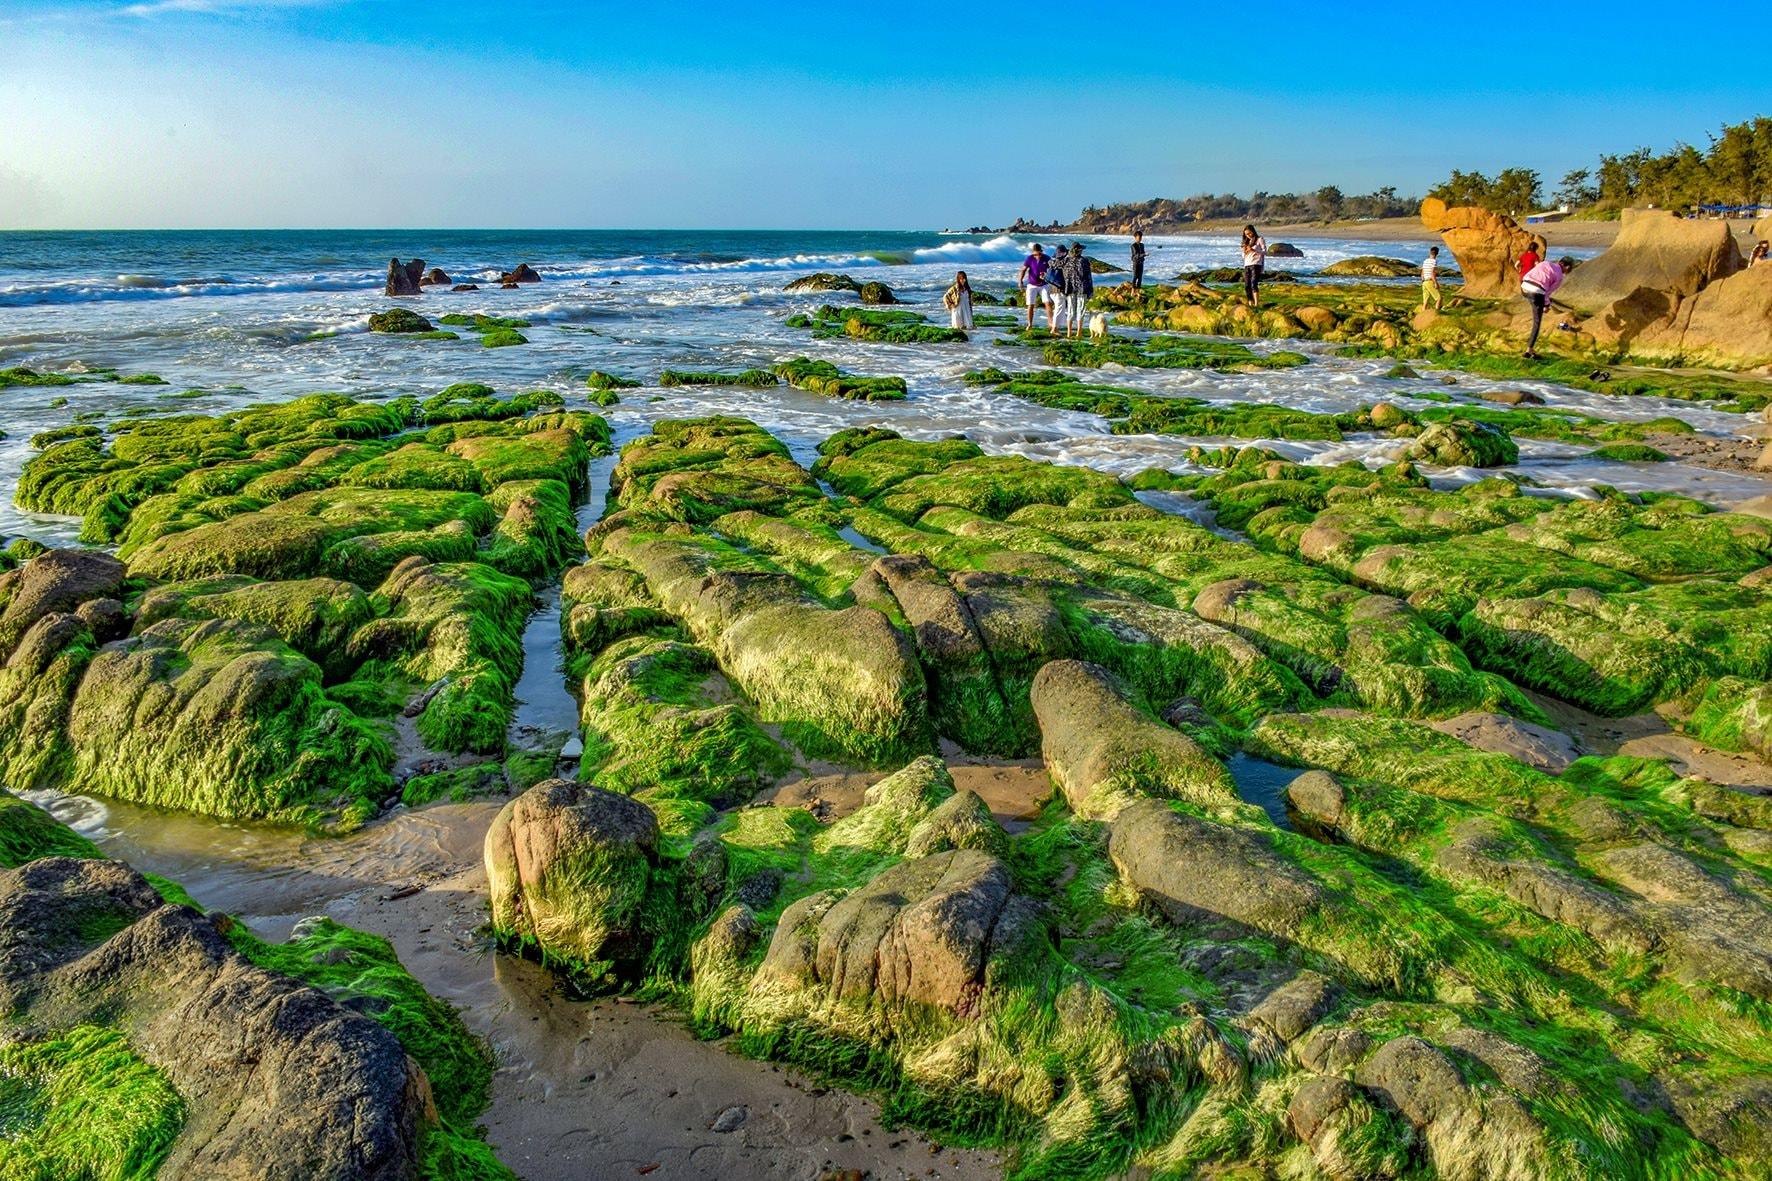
[1559,209,1742,313]
[421,266,451,286]
[1549,209,1761,364]
[498,263,541,285]
[0,855,432,1179]
[1419,197,1544,298]
[384,257,425,297]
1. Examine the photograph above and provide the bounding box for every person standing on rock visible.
[1064,242,1094,339]
[1130,229,1147,289]
[1420,246,1443,311]
[1047,244,1071,334]
[943,270,975,331]
[1240,225,1267,306]
[1519,255,1570,359]
[1019,244,1051,332]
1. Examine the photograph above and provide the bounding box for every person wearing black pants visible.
[1518,256,1569,359]
[1240,224,1266,306]
[1130,229,1146,288]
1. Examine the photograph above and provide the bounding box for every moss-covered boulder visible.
[784,272,862,293]
[485,779,665,976]
[858,280,898,305]
[367,308,434,334]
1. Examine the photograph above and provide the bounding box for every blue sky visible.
[0,0,1764,229]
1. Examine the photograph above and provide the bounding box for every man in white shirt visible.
[1421,246,1443,311]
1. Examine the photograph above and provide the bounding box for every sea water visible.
[1,228,1762,545]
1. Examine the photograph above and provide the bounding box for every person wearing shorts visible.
[1046,244,1070,333]
[1018,244,1050,330]
[1063,242,1093,338]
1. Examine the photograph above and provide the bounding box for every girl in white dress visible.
[943,270,974,330]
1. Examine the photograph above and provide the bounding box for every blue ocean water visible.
[0,228,1762,547]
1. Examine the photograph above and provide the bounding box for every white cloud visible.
[119,0,337,16]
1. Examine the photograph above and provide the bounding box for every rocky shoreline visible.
[3,218,1772,1179]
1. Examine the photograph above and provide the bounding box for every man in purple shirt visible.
[1018,244,1050,332]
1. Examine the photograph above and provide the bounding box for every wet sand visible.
[30,792,1005,1181]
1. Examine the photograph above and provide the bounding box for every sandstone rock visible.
[1030,659,1234,819]
[1677,263,1772,368]
[1368,402,1408,429]
[484,779,661,972]
[384,257,424,297]
[1478,388,1542,406]
[0,856,430,1180]
[1419,198,1544,298]
[1559,208,1743,314]
[1284,770,1347,831]
[1406,420,1518,468]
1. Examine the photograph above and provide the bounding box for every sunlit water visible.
[1,228,1762,548]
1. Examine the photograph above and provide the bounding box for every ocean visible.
[1,227,1761,545]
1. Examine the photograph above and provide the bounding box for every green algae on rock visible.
[773,357,908,401]
[474,414,1772,1180]
[4,391,610,824]
[368,308,435,334]
[0,799,513,1180]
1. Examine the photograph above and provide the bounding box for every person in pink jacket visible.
[1520,256,1571,359]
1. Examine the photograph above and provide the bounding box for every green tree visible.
[1313,185,1344,220]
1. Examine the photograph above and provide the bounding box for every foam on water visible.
[0,227,1762,547]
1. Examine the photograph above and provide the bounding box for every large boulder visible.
[0,856,431,1180]
[0,548,125,655]
[784,272,862,294]
[384,257,424,297]
[1673,263,1772,368]
[420,266,451,286]
[1558,208,1743,314]
[484,778,662,972]
[755,848,1043,1014]
[1030,659,1235,819]
[1419,198,1544,298]
[498,263,541,284]
[1108,798,1324,935]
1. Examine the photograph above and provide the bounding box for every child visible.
[943,270,974,330]
[1421,246,1443,311]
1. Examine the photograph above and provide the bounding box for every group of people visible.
[1011,242,1098,336]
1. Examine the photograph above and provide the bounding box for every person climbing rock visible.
[1520,255,1571,358]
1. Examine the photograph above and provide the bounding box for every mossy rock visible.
[367,308,435,334]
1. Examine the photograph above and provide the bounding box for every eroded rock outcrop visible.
[1419,198,1544,297]
[384,257,425,296]
[0,856,431,1180]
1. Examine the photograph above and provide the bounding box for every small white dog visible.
[1088,313,1108,342]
